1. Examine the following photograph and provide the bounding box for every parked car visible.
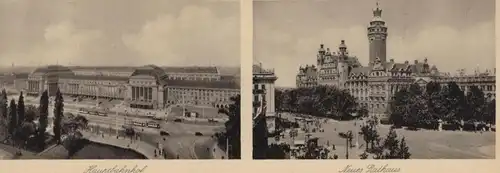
[195,132,203,136]
[160,131,170,136]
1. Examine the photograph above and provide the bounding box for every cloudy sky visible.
[254,0,495,87]
[0,0,239,67]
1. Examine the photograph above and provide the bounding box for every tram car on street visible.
[78,108,89,114]
[131,121,146,127]
[146,121,160,129]
[97,110,108,116]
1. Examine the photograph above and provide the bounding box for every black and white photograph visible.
[253,0,495,159]
[0,0,241,160]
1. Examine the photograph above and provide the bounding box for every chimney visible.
[390,59,394,63]
[414,60,418,64]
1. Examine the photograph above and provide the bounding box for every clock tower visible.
[367,2,388,66]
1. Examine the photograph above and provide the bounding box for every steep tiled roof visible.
[131,65,168,85]
[59,74,129,81]
[162,66,218,74]
[165,79,239,89]
[69,66,136,72]
[13,73,29,79]
[253,64,275,74]
[217,66,240,76]
[350,67,371,75]
[298,65,318,77]
[220,75,239,81]
[346,57,362,67]
[32,65,73,74]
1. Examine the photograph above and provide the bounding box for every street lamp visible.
[226,136,230,160]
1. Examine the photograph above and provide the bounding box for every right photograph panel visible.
[252,0,496,159]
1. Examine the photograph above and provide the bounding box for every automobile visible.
[195,132,203,136]
[174,119,183,122]
[160,131,170,136]
[152,116,163,120]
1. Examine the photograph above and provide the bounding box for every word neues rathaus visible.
[296,4,496,119]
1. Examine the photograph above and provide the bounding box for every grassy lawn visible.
[278,112,495,159]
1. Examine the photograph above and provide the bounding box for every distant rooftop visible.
[253,64,274,74]
[162,66,218,74]
[165,79,239,90]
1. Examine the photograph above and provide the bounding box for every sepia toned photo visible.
[0,0,240,160]
[253,0,495,159]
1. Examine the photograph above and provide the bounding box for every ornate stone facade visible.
[22,65,239,110]
[296,3,496,120]
[253,64,278,134]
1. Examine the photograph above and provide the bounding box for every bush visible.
[442,123,460,131]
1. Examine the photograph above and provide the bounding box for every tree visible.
[218,95,240,159]
[8,99,17,138]
[16,122,36,150]
[425,81,441,96]
[359,152,369,159]
[275,89,284,112]
[252,107,268,159]
[465,86,486,123]
[0,89,8,138]
[369,128,411,160]
[338,131,353,159]
[303,137,320,159]
[382,128,400,159]
[0,89,7,119]
[360,115,380,151]
[53,89,64,143]
[444,82,467,124]
[17,92,25,125]
[485,99,495,127]
[62,131,85,158]
[389,89,409,127]
[37,91,49,150]
[24,105,37,122]
[61,115,89,158]
[267,143,290,159]
[398,137,411,159]
[357,106,369,120]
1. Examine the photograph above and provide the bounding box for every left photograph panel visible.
[0,0,240,160]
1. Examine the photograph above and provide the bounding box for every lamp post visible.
[226,136,230,159]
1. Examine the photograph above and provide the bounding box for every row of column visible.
[131,86,153,101]
[28,80,41,93]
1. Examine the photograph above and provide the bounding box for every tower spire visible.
[373,1,382,17]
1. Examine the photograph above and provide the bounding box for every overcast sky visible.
[254,0,495,87]
[0,0,239,67]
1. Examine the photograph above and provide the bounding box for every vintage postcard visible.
[0,0,241,160]
[253,0,495,160]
